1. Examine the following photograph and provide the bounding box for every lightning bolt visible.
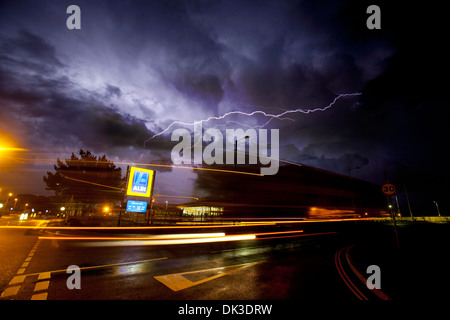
[144,92,361,145]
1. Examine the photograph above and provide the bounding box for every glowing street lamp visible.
[234,135,250,170]
[433,201,442,217]
[2,193,12,214]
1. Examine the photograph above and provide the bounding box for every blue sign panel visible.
[126,200,148,213]
[132,171,149,193]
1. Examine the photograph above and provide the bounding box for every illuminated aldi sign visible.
[126,200,148,213]
[126,167,154,197]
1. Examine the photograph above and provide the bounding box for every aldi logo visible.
[132,171,149,193]
[127,167,154,197]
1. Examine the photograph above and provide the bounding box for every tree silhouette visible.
[43,149,124,209]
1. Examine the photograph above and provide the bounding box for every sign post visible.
[382,182,400,248]
[119,166,155,227]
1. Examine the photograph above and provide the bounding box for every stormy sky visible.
[0,0,448,213]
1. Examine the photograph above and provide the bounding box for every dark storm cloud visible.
[0,29,170,157]
[0,0,448,213]
[0,30,64,73]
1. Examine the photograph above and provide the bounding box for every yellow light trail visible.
[0,217,390,231]
[0,147,29,151]
[120,161,263,177]
[0,222,275,230]
[62,176,199,200]
[18,158,264,177]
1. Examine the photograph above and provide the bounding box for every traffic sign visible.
[382,183,396,195]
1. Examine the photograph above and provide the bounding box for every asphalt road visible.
[1,215,449,306]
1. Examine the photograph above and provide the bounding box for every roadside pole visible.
[149,172,156,225]
[382,174,400,248]
[389,195,400,248]
[118,165,130,227]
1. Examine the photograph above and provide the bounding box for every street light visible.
[347,167,360,216]
[13,198,18,211]
[433,201,442,217]
[1,193,12,216]
[234,135,250,170]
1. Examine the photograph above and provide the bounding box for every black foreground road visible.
[1,218,450,304]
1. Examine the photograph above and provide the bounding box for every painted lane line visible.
[17,268,26,275]
[8,275,26,286]
[0,237,42,299]
[344,246,391,300]
[38,272,51,280]
[21,257,169,278]
[155,261,263,292]
[34,281,50,292]
[335,246,368,300]
[31,292,48,300]
[1,286,20,298]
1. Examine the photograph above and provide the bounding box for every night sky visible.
[0,1,448,214]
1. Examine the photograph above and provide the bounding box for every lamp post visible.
[434,201,442,217]
[347,167,360,216]
[234,135,250,170]
[2,193,12,215]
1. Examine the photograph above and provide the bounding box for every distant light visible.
[61,207,65,211]
[0,204,3,209]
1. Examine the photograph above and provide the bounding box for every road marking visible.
[335,246,368,300]
[22,256,168,277]
[34,281,50,292]
[1,286,20,298]
[154,261,262,292]
[9,275,26,285]
[38,272,51,280]
[31,292,48,300]
[0,237,43,299]
[17,268,26,275]
[344,247,391,300]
